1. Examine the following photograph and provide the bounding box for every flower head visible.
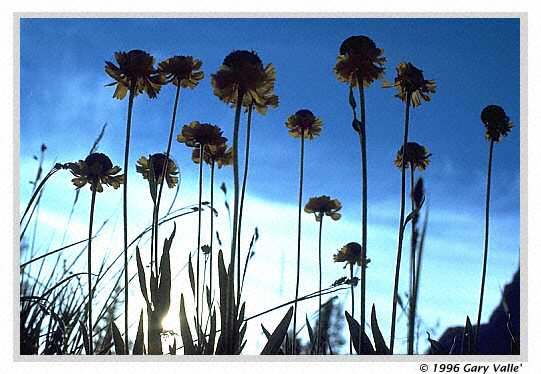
[481,105,513,142]
[66,153,123,192]
[136,153,179,188]
[285,109,323,139]
[394,142,431,170]
[158,56,204,88]
[304,195,342,222]
[192,143,233,168]
[333,242,369,268]
[211,50,278,114]
[177,121,227,148]
[383,62,436,107]
[334,35,386,87]
[105,49,163,100]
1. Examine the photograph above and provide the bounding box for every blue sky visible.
[19,17,520,354]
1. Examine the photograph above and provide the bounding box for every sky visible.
[19,17,521,354]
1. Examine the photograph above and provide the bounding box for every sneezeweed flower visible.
[394,142,432,170]
[67,153,124,193]
[383,62,436,107]
[285,109,323,139]
[136,153,179,189]
[211,50,277,111]
[192,143,233,168]
[158,56,204,88]
[105,49,163,99]
[333,242,370,268]
[481,105,513,142]
[334,35,386,87]
[304,196,342,222]
[177,121,227,148]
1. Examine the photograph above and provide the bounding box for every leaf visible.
[306,315,315,354]
[427,332,446,355]
[188,253,196,298]
[79,320,90,355]
[345,311,375,354]
[169,338,177,355]
[206,285,212,310]
[157,225,175,317]
[133,309,145,355]
[261,306,294,355]
[404,195,425,229]
[462,316,474,354]
[348,84,357,110]
[179,294,196,355]
[206,310,217,355]
[111,321,126,355]
[371,305,390,354]
[135,246,150,307]
[352,119,362,133]
[261,324,271,339]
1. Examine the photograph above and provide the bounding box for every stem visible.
[389,92,411,354]
[155,84,182,274]
[317,216,323,354]
[87,188,97,355]
[20,166,60,225]
[407,166,416,355]
[292,131,305,354]
[196,145,204,341]
[350,263,355,355]
[210,161,215,305]
[357,78,368,355]
[475,140,495,348]
[122,83,136,354]
[237,103,254,305]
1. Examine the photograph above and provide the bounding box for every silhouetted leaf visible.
[135,246,150,306]
[157,224,175,316]
[188,253,195,297]
[111,321,125,355]
[345,311,375,354]
[133,309,145,355]
[371,305,390,354]
[427,332,446,355]
[462,316,474,354]
[261,306,294,355]
[179,294,196,355]
[169,337,177,355]
[79,321,90,355]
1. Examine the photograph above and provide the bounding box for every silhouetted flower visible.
[383,62,436,107]
[136,153,179,188]
[304,195,342,222]
[394,142,431,170]
[67,153,123,192]
[192,143,233,168]
[177,121,227,148]
[105,49,163,100]
[333,242,369,268]
[158,56,204,88]
[211,50,278,113]
[285,109,323,139]
[334,35,386,87]
[481,105,513,142]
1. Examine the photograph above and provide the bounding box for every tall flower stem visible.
[317,216,323,354]
[292,131,305,354]
[357,76,368,354]
[209,161,215,303]
[87,188,97,355]
[475,139,495,347]
[122,82,136,354]
[154,84,182,269]
[407,166,416,355]
[389,92,412,354]
[350,263,355,354]
[196,145,204,341]
[237,103,254,306]
[231,89,244,307]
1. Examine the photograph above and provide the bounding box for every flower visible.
[66,153,124,193]
[394,142,431,170]
[105,49,163,100]
[304,195,342,222]
[177,121,227,148]
[334,35,386,87]
[285,109,323,139]
[383,62,436,107]
[158,56,204,88]
[481,105,513,142]
[333,242,370,268]
[136,153,179,188]
[192,143,233,168]
[211,50,278,114]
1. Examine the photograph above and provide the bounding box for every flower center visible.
[85,153,113,179]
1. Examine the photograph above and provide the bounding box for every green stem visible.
[87,188,97,355]
[237,102,254,305]
[407,166,416,355]
[357,78,368,355]
[389,92,411,354]
[292,131,305,354]
[317,216,323,354]
[122,82,136,354]
[475,140,495,348]
[196,145,204,342]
